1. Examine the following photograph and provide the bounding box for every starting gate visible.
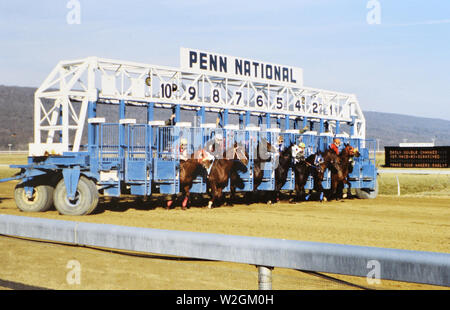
[0,48,377,215]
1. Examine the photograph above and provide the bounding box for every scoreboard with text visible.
[384,146,449,168]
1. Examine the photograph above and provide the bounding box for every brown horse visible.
[207,144,248,208]
[332,143,360,200]
[167,151,212,210]
[303,149,342,202]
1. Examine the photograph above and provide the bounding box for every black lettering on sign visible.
[210,54,217,71]
[189,51,197,68]
[282,68,289,82]
[274,66,281,81]
[199,52,207,70]
[219,56,227,73]
[252,62,259,78]
[244,61,251,76]
[266,65,273,79]
[290,69,297,83]
[235,59,243,75]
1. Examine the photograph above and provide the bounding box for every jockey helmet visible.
[180,138,188,145]
[299,142,306,148]
[333,138,341,145]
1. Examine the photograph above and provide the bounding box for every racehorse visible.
[228,142,250,205]
[291,149,311,202]
[249,138,277,203]
[330,143,360,200]
[272,143,299,203]
[167,150,213,210]
[296,149,342,202]
[207,143,248,208]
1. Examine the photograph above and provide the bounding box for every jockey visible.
[296,142,306,161]
[330,138,341,155]
[276,135,285,153]
[179,138,188,161]
[206,133,224,158]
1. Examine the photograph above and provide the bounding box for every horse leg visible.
[207,183,216,209]
[227,185,235,206]
[331,180,340,201]
[345,180,353,199]
[292,181,300,203]
[216,187,224,207]
[182,186,190,210]
[166,194,176,210]
[337,180,346,200]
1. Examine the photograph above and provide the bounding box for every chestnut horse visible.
[207,144,248,208]
[167,151,213,210]
[330,143,360,200]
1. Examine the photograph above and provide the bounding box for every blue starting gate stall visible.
[0,48,377,215]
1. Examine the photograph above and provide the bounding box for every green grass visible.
[378,173,450,196]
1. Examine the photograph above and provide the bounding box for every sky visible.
[1,0,449,120]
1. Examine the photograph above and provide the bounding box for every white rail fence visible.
[0,214,449,289]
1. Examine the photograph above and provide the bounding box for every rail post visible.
[257,266,273,290]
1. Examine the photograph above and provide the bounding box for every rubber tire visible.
[14,183,54,212]
[355,178,379,199]
[53,176,99,216]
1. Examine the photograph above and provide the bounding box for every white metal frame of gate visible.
[31,56,366,157]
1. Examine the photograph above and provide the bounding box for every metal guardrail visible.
[0,214,449,289]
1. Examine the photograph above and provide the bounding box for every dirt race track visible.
[0,180,449,290]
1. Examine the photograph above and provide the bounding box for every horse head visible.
[233,142,249,167]
[342,143,360,158]
[256,138,276,161]
[322,150,343,176]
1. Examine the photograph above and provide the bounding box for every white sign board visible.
[180,47,303,87]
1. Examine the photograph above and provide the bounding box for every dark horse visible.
[329,143,360,200]
[272,143,298,203]
[293,149,341,202]
[248,138,277,202]
[207,144,248,208]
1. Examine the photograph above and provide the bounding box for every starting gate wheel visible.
[14,183,54,212]
[53,176,99,216]
[355,178,379,199]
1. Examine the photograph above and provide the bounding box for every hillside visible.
[0,85,449,150]
[364,111,450,148]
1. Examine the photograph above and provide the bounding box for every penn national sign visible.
[180,48,303,87]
